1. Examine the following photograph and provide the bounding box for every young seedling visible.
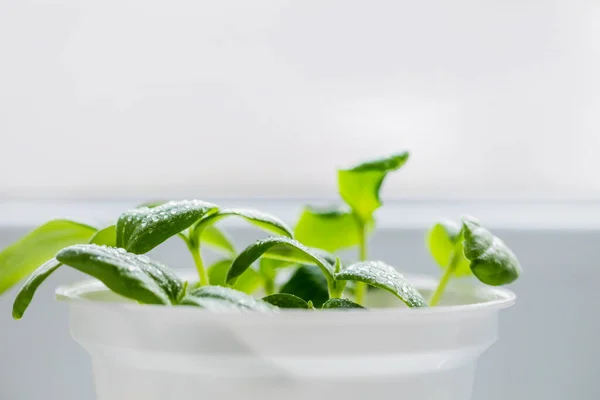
[295,152,409,305]
[0,152,522,319]
[427,216,522,306]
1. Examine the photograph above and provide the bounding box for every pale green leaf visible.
[90,225,117,247]
[338,152,409,222]
[0,220,97,294]
[207,259,262,294]
[427,221,471,277]
[294,205,362,252]
[202,225,236,256]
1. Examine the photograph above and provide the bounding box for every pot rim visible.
[55,272,516,323]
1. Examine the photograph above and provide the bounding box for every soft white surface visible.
[0,0,599,199]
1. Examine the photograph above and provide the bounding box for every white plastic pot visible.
[56,273,515,400]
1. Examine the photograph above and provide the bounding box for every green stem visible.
[429,251,460,306]
[354,220,368,304]
[264,277,275,296]
[329,278,346,299]
[188,241,209,286]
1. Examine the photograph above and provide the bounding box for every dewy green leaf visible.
[179,285,276,312]
[294,205,362,252]
[117,200,218,254]
[192,208,293,245]
[90,225,117,247]
[427,221,471,277]
[0,220,97,295]
[227,237,335,286]
[262,293,310,309]
[322,298,365,309]
[262,244,337,268]
[202,225,236,256]
[337,152,409,222]
[207,259,262,294]
[12,258,62,320]
[336,261,427,307]
[462,220,522,286]
[280,265,330,308]
[56,244,184,305]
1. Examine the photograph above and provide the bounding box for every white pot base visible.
[57,273,515,400]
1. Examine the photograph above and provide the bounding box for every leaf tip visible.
[12,299,25,320]
[461,215,480,235]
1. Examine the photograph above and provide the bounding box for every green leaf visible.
[336,261,427,307]
[227,237,335,286]
[90,225,117,247]
[179,285,276,312]
[338,152,409,222]
[259,258,287,279]
[294,205,362,252]
[202,225,236,256]
[427,221,471,277]
[207,259,262,294]
[12,258,62,319]
[0,220,97,294]
[322,298,365,309]
[259,258,288,295]
[280,265,330,308]
[56,244,184,305]
[116,200,218,253]
[192,208,293,245]
[261,244,337,268]
[462,220,522,286]
[262,293,309,309]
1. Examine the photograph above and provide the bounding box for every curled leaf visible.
[56,244,184,305]
[192,208,293,245]
[179,285,276,312]
[117,200,218,253]
[262,244,337,268]
[12,259,62,320]
[227,237,335,286]
[336,261,427,307]
[338,152,409,222]
[262,293,309,309]
[462,220,521,286]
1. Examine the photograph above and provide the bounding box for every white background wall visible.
[1,0,599,200]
